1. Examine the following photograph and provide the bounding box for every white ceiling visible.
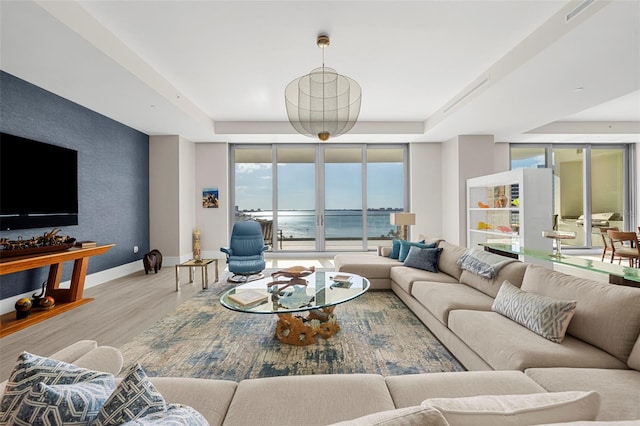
[1,0,639,144]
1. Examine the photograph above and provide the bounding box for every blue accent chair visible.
[221,220,269,283]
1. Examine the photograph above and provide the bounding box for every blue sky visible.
[235,162,404,211]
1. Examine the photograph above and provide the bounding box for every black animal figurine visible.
[143,249,163,274]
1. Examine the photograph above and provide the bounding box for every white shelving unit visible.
[466,168,553,252]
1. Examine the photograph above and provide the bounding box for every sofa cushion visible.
[492,280,577,343]
[403,246,442,272]
[13,380,114,425]
[94,363,167,426]
[398,241,435,262]
[448,310,628,371]
[334,254,400,279]
[411,282,494,325]
[460,261,528,298]
[223,374,395,426]
[119,403,208,425]
[417,234,445,246]
[148,377,237,426]
[72,345,124,376]
[391,266,458,295]
[436,241,467,280]
[420,391,600,426]
[385,371,546,409]
[328,405,449,426]
[521,265,640,362]
[627,335,640,370]
[525,368,640,421]
[0,352,115,424]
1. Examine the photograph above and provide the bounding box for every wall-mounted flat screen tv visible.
[0,132,78,231]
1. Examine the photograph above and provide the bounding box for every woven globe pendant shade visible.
[285,36,362,141]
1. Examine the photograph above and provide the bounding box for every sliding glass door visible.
[511,144,631,250]
[231,144,408,252]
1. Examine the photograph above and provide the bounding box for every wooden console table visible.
[0,244,114,337]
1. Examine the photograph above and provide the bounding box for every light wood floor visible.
[0,258,334,381]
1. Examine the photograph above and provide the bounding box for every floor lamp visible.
[390,213,416,241]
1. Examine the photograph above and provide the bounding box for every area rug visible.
[118,271,465,381]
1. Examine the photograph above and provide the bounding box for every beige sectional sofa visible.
[0,340,622,426]
[2,238,639,424]
[334,238,640,421]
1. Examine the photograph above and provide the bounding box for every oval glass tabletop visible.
[219,271,370,314]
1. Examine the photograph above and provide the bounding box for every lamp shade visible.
[285,67,361,141]
[390,213,416,226]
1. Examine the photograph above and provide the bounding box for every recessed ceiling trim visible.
[443,75,490,114]
[566,0,597,22]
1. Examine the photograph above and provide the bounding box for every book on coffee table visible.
[228,289,268,306]
[332,274,352,284]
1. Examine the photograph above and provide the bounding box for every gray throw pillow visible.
[399,241,436,262]
[403,246,443,273]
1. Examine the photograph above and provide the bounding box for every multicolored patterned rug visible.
[118,271,465,381]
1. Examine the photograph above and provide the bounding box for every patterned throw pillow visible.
[12,380,115,426]
[492,280,577,343]
[403,246,443,273]
[93,363,167,426]
[120,404,209,425]
[0,352,115,424]
[399,241,435,262]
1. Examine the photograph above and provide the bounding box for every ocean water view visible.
[239,210,401,240]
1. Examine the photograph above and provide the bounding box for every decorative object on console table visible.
[75,240,97,248]
[193,229,201,262]
[14,297,32,319]
[541,230,576,258]
[0,227,75,258]
[390,212,416,241]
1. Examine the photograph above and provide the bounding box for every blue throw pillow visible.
[403,246,443,273]
[399,241,436,262]
[389,239,402,259]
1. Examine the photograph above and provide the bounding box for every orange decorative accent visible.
[497,226,513,233]
[477,201,489,208]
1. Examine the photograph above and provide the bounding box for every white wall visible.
[409,143,443,240]
[149,135,197,265]
[149,135,181,263]
[179,137,196,260]
[440,135,507,245]
[194,143,229,261]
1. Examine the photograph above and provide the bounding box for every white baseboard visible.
[0,260,142,316]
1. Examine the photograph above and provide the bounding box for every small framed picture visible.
[202,187,219,208]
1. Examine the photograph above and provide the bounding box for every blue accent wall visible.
[0,71,150,299]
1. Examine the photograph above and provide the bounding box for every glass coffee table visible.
[220,270,370,346]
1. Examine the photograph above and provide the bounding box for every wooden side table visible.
[175,258,219,291]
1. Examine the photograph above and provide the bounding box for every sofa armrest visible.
[49,340,98,363]
[378,246,392,257]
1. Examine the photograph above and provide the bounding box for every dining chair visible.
[597,226,620,263]
[606,230,640,267]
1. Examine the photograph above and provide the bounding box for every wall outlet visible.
[133,246,139,253]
